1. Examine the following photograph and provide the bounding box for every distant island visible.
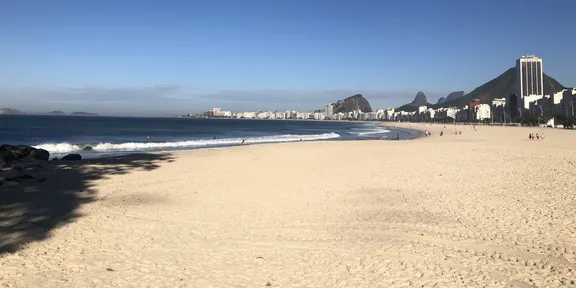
[0,108,99,116]
[0,108,25,115]
[70,112,99,116]
[43,111,67,115]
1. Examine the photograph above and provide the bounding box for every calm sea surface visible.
[0,115,416,158]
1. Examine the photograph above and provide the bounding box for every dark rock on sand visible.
[0,144,51,162]
[61,154,82,161]
[82,146,93,151]
[29,148,50,161]
[0,144,19,162]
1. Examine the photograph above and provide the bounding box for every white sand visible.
[2,123,576,287]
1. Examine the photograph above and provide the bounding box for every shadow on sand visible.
[0,153,174,254]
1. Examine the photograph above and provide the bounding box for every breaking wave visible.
[348,127,391,136]
[33,132,341,153]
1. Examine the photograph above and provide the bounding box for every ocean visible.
[0,115,417,158]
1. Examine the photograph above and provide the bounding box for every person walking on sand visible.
[541,132,545,140]
[536,133,540,140]
[528,133,532,140]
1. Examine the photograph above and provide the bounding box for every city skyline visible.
[1,0,575,116]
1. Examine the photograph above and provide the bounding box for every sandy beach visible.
[2,123,576,287]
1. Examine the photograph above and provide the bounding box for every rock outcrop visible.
[436,97,446,104]
[332,94,373,113]
[396,91,431,112]
[61,154,82,161]
[0,144,50,162]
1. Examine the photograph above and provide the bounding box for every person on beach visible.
[541,132,545,140]
[529,133,532,140]
[440,131,443,136]
[241,140,246,145]
[536,133,540,140]
[397,133,400,140]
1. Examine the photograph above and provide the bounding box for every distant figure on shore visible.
[425,130,429,137]
[541,133,545,140]
[410,135,413,140]
[241,140,246,145]
[459,131,461,135]
[529,133,532,140]
[397,133,400,140]
[536,133,540,140]
[213,136,216,139]
[440,131,443,136]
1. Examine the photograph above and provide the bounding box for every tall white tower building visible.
[516,55,544,110]
[324,104,334,120]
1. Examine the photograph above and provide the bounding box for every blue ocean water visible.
[0,115,416,158]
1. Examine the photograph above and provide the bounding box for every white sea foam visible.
[33,132,341,153]
[348,127,391,136]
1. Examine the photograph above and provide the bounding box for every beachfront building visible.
[474,104,491,120]
[424,108,435,121]
[516,56,544,112]
[492,98,506,107]
[385,108,395,120]
[324,105,334,120]
[562,89,576,117]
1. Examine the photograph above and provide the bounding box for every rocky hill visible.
[332,94,372,113]
[445,91,465,102]
[0,108,25,115]
[436,97,446,104]
[396,91,431,112]
[432,68,566,108]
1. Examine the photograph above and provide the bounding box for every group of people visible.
[529,132,544,140]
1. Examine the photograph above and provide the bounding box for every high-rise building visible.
[516,56,544,110]
[508,93,519,120]
[324,104,334,120]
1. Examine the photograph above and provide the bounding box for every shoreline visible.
[23,124,425,160]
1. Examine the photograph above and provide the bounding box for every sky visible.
[1,0,575,116]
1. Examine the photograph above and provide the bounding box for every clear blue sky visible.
[1,0,574,116]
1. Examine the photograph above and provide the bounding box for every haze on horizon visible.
[1,0,575,116]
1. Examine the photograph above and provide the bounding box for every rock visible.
[332,94,373,113]
[0,144,49,162]
[82,146,93,151]
[15,145,35,158]
[29,148,50,161]
[61,153,82,161]
[0,144,18,162]
[51,157,59,161]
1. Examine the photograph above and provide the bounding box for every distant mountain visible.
[445,91,465,102]
[332,94,372,113]
[433,68,566,108]
[436,97,446,104]
[70,112,99,116]
[0,108,25,115]
[396,91,431,112]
